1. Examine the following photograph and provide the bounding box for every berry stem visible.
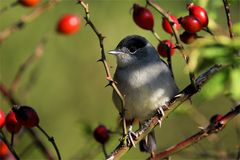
[10,132,14,147]
[37,125,62,160]
[167,44,174,80]
[151,29,161,42]
[0,130,20,160]
[222,0,234,38]
[102,144,108,158]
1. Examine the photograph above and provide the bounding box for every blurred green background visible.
[0,0,239,159]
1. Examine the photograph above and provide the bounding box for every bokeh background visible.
[0,0,240,159]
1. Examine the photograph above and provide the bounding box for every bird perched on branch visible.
[109,35,178,156]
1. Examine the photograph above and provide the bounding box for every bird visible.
[109,35,178,155]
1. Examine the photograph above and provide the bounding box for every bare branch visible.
[148,104,240,160]
[222,0,234,38]
[0,0,59,44]
[10,36,48,92]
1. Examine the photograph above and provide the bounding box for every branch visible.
[148,104,240,160]
[107,64,225,160]
[77,0,126,133]
[0,83,55,160]
[222,0,234,38]
[10,36,48,92]
[0,0,59,44]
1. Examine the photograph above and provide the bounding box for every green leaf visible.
[199,70,228,100]
[230,68,240,100]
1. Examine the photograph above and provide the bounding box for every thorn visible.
[97,59,103,62]
[105,82,112,88]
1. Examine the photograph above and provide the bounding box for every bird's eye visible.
[128,46,137,53]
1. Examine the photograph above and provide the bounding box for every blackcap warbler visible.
[109,35,178,154]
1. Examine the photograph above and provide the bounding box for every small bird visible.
[109,35,178,155]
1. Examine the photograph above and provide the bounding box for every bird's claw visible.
[157,107,165,128]
[121,125,137,147]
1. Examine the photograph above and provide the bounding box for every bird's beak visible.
[108,50,124,55]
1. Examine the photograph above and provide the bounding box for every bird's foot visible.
[120,125,137,147]
[157,107,165,128]
[126,125,137,147]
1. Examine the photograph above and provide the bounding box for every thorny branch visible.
[77,0,127,135]
[107,64,227,160]
[148,104,240,160]
[0,0,59,44]
[222,0,234,38]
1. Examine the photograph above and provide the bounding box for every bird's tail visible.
[139,130,157,156]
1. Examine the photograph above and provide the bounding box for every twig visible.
[0,0,18,15]
[0,130,20,160]
[37,125,62,160]
[148,104,240,160]
[146,0,195,86]
[77,0,127,136]
[222,0,234,38]
[102,144,108,158]
[0,83,55,160]
[107,64,225,160]
[10,36,48,92]
[0,0,59,44]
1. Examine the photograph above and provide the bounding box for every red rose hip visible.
[0,140,9,158]
[162,15,181,34]
[57,14,81,35]
[132,4,154,30]
[210,114,223,124]
[5,111,22,133]
[181,15,202,33]
[187,3,208,27]
[180,31,197,44]
[93,125,110,144]
[0,110,5,129]
[19,0,40,7]
[13,106,39,128]
[157,40,175,57]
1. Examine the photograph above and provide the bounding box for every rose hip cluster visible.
[0,106,39,158]
[0,106,39,134]
[132,3,209,58]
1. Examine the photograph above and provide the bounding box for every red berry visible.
[132,4,154,30]
[157,40,175,57]
[57,14,81,35]
[13,106,39,128]
[5,111,22,133]
[19,0,40,7]
[180,31,197,44]
[93,125,110,144]
[210,114,223,124]
[0,140,9,158]
[162,15,181,34]
[0,110,5,129]
[187,3,208,27]
[181,15,202,33]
